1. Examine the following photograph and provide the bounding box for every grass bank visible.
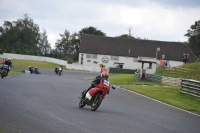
[156,62,200,81]
[11,59,63,69]
[8,70,24,76]
[122,86,200,114]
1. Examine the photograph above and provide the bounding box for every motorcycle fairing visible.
[85,87,98,104]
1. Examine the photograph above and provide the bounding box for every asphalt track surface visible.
[0,69,200,133]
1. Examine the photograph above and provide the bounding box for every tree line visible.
[0,14,199,62]
[0,15,108,62]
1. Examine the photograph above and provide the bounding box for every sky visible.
[0,0,200,48]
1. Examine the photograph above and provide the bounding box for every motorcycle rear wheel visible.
[79,99,86,108]
[91,94,103,111]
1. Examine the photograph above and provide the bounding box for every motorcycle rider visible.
[55,65,63,74]
[29,66,34,74]
[34,66,39,74]
[60,65,63,71]
[81,71,110,99]
[4,58,12,76]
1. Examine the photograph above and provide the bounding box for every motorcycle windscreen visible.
[85,88,98,104]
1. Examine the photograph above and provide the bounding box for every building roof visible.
[80,35,196,62]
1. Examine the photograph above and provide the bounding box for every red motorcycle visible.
[79,80,115,111]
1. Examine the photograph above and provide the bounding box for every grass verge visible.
[11,59,64,69]
[8,70,25,76]
[122,86,200,114]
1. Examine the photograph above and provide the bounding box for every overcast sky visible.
[0,0,200,48]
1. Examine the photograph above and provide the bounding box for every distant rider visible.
[29,66,34,74]
[4,58,12,76]
[55,65,63,74]
[34,66,39,74]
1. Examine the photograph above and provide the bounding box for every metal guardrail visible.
[146,74,162,83]
[134,73,140,81]
[181,79,200,99]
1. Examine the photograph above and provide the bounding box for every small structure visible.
[137,56,157,79]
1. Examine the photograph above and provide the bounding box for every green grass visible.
[109,74,136,84]
[8,70,24,76]
[122,86,200,114]
[155,69,184,78]
[181,62,200,69]
[11,59,64,69]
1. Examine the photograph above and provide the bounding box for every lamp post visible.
[156,47,160,61]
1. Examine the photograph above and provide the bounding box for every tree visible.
[0,14,41,55]
[55,30,75,61]
[185,20,200,58]
[116,34,135,39]
[38,29,51,55]
[79,26,106,36]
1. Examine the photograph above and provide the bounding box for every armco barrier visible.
[146,74,162,83]
[181,79,200,99]
[134,73,140,81]
[135,73,181,86]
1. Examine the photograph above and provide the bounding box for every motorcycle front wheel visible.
[91,94,103,111]
[79,99,86,108]
[1,70,7,78]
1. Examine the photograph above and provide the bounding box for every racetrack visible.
[0,69,200,133]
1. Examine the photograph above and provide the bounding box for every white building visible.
[78,35,196,74]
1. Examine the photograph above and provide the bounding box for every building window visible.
[133,58,137,62]
[92,54,97,59]
[86,54,91,58]
[111,56,119,61]
[86,54,97,59]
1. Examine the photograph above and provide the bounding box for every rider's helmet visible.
[7,58,11,61]
[101,71,109,80]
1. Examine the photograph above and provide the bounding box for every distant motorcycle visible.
[58,67,62,76]
[34,68,41,74]
[29,67,34,74]
[55,67,62,76]
[1,64,9,78]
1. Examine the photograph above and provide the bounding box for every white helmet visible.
[7,58,11,61]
